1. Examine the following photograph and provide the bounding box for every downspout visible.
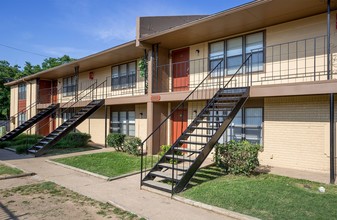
[327,0,335,184]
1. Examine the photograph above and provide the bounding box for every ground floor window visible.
[18,112,26,126]
[62,109,75,123]
[210,107,263,145]
[110,111,135,136]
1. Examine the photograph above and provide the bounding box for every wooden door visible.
[171,108,188,145]
[38,116,50,136]
[172,48,189,91]
[39,80,52,104]
[52,80,58,103]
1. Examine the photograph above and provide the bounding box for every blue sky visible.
[1,0,251,68]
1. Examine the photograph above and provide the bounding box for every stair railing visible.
[0,86,62,138]
[140,52,254,194]
[27,79,107,140]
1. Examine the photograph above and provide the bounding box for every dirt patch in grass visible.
[0,182,140,220]
[0,164,23,177]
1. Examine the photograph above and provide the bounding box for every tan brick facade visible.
[260,95,332,173]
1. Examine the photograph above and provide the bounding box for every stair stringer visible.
[142,88,228,182]
[31,100,104,157]
[173,89,250,193]
[0,103,60,142]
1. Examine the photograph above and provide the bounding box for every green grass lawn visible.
[181,166,337,220]
[53,151,154,178]
[0,164,23,176]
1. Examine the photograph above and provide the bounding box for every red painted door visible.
[172,48,189,91]
[39,80,52,104]
[38,116,50,136]
[171,108,188,146]
[52,80,58,103]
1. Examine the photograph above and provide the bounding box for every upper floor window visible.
[63,76,77,97]
[111,62,136,90]
[209,32,264,76]
[18,83,26,100]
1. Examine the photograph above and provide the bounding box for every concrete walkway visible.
[0,149,236,220]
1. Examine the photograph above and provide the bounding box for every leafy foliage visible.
[107,133,126,151]
[214,140,261,175]
[0,55,76,120]
[123,136,142,155]
[55,132,91,148]
[159,145,171,157]
[107,133,142,155]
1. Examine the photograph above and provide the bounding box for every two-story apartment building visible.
[2,0,337,193]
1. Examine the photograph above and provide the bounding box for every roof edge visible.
[138,0,271,42]
[5,40,136,86]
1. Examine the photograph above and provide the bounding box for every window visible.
[209,32,264,76]
[111,62,136,89]
[62,112,73,123]
[18,83,26,100]
[110,111,135,136]
[18,112,26,125]
[245,32,264,72]
[212,108,263,145]
[63,76,77,96]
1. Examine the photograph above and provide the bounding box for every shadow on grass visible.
[185,165,271,190]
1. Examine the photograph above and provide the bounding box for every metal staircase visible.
[141,53,254,194]
[0,103,60,142]
[28,99,104,156]
[142,88,249,193]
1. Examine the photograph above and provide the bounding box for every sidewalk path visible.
[0,149,235,220]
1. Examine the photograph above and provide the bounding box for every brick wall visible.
[260,95,331,173]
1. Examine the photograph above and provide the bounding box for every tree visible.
[41,55,76,70]
[0,55,76,120]
[0,61,21,119]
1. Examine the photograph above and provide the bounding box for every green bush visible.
[107,133,125,151]
[124,136,142,155]
[159,145,171,157]
[13,137,41,146]
[55,132,91,148]
[0,141,11,149]
[15,144,31,154]
[159,144,182,164]
[214,140,261,175]
[13,134,43,141]
[0,126,6,137]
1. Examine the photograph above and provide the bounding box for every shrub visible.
[107,133,125,151]
[159,144,182,164]
[159,145,171,157]
[214,140,261,175]
[13,134,43,141]
[56,132,91,148]
[124,136,142,155]
[13,137,41,146]
[0,126,6,137]
[15,144,31,154]
[0,141,11,149]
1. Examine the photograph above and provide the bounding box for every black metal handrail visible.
[140,52,253,193]
[0,86,62,131]
[29,79,107,136]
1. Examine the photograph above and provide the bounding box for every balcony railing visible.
[37,72,147,104]
[154,35,329,93]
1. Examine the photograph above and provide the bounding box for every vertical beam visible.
[104,105,108,148]
[327,0,335,184]
[74,66,79,102]
[146,101,154,154]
